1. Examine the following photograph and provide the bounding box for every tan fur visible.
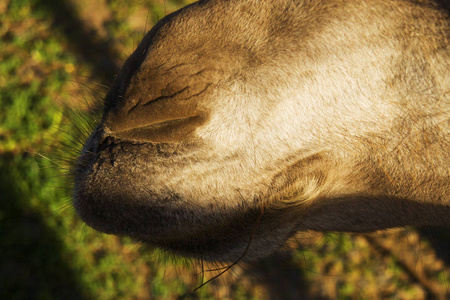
[73,0,450,261]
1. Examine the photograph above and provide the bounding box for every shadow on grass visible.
[244,251,309,300]
[33,0,121,82]
[419,228,450,266]
[0,154,90,299]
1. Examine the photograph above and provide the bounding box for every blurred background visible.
[1,0,449,299]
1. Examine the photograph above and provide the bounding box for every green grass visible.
[1,0,448,299]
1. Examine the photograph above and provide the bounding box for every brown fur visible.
[73,0,450,262]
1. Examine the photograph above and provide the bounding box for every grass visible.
[1,0,449,299]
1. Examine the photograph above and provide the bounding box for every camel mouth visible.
[72,135,261,256]
[72,123,295,261]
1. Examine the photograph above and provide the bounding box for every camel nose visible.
[102,67,210,143]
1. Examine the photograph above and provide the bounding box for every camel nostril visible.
[104,115,205,143]
[100,59,217,144]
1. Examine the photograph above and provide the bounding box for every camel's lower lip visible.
[138,232,247,261]
[74,189,204,240]
[73,179,273,261]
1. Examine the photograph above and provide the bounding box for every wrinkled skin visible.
[73,0,450,262]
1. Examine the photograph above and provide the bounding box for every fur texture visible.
[73,0,450,262]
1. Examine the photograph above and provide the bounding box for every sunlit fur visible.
[73,0,449,262]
